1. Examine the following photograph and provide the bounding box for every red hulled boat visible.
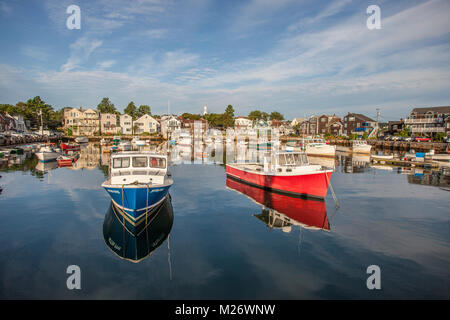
[225,151,333,199]
[60,143,81,152]
[226,177,330,231]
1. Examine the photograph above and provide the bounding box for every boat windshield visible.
[278,153,308,166]
[113,157,130,168]
[132,156,147,167]
[150,157,166,169]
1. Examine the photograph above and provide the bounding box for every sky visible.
[0,0,449,121]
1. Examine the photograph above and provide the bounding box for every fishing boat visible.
[74,136,88,144]
[101,152,173,224]
[226,151,333,199]
[304,139,335,157]
[352,140,372,153]
[60,142,81,152]
[35,145,60,162]
[336,140,372,154]
[226,178,329,231]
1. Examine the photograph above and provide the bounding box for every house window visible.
[349,117,355,121]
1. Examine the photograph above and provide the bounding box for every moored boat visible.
[74,136,89,144]
[60,142,81,152]
[101,152,174,224]
[225,151,333,199]
[35,145,60,162]
[352,140,372,154]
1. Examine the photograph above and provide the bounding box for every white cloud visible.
[61,37,103,72]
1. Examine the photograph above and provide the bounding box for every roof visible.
[346,113,375,122]
[410,106,450,114]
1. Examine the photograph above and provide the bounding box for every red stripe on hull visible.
[226,165,332,199]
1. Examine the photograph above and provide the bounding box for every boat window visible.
[132,156,147,168]
[149,157,166,169]
[113,157,130,168]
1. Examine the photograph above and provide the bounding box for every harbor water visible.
[0,143,449,299]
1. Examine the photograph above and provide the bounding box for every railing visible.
[405,118,443,124]
[410,127,445,133]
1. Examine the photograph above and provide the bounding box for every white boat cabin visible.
[254,152,322,175]
[110,152,168,185]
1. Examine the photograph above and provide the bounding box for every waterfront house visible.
[120,114,133,135]
[134,114,160,134]
[318,114,343,136]
[160,115,181,137]
[343,113,376,137]
[404,106,450,137]
[291,118,306,127]
[296,116,319,136]
[270,120,294,135]
[100,113,119,135]
[387,120,404,136]
[181,118,208,134]
[63,107,99,136]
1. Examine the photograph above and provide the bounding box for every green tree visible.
[225,105,235,118]
[97,97,116,114]
[269,111,284,121]
[181,113,201,120]
[124,101,137,120]
[248,110,262,121]
[137,105,151,117]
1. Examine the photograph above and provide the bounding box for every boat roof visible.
[111,151,166,158]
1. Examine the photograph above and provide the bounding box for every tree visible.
[97,97,116,114]
[269,111,284,121]
[124,101,137,120]
[248,110,262,121]
[225,105,235,118]
[137,105,151,117]
[181,113,201,120]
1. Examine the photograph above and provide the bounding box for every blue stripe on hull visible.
[104,185,171,220]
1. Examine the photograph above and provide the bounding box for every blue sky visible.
[0,0,449,121]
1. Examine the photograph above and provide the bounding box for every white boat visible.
[75,136,89,143]
[131,137,146,147]
[371,154,394,160]
[432,154,450,162]
[35,145,60,162]
[352,140,372,154]
[101,151,173,223]
[119,141,132,151]
[303,138,336,157]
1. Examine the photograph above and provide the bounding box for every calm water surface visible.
[0,143,449,299]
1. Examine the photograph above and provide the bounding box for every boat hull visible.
[35,152,59,162]
[102,183,172,223]
[305,145,336,157]
[226,165,332,199]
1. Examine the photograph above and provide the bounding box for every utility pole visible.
[376,108,380,139]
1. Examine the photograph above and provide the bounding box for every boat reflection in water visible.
[226,177,330,232]
[103,194,174,263]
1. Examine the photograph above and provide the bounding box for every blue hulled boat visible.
[102,152,173,224]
